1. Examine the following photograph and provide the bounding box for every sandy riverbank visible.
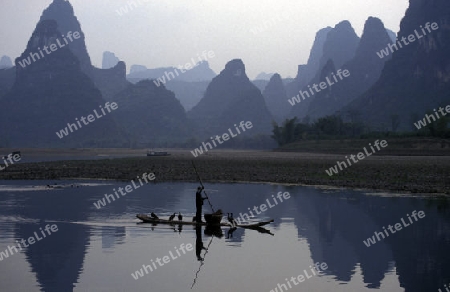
[0,148,449,194]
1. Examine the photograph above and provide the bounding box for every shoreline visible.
[0,149,449,195]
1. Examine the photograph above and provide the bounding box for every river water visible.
[0,180,448,292]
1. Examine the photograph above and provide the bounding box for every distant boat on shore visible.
[146,150,170,157]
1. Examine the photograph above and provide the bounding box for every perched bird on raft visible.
[151,212,159,220]
[227,213,237,227]
[168,213,176,221]
[178,212,183,221]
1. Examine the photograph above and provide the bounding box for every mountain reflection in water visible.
[0,181,448,292]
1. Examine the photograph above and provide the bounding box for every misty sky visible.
[0,0,408,79]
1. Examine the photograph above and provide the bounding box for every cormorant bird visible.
[169,213,176,221]
[227,213,233,227]
[178,212,183,221]
[192,216,197,222]
[228,213,237,227]
[150,212,159,219]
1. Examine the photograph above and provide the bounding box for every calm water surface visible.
[0,180,449,292]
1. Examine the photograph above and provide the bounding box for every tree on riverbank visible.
[271,114,450,147]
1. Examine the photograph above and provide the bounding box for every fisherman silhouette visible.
[196,186,207,223]
[195,225,207,261]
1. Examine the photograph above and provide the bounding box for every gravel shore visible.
[0,149,449,194]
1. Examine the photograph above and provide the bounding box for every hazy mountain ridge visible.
[305,17,394,119]
[92,61,131,101]
[102,51,120,69]
[347,0,450,130]
[111,79,191,146]
[188,59,273,138]
[285,27,332,107]
[289,21,360,119]
[255,72,275,80]
[40,0,93,77]
[0,0,448,147]
[127,61,216,83]
[41,0,132,103]
[163,80,210,111]
[0,55,13,69]
[319,21,360,72]
[0,67,15,100]
[262,73,290,123]
[0,20,123,147]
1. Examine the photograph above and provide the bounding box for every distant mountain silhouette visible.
[40,0,131,102]
[253,78,293,93]
[127,62,215,111]
[298,27,333,85]
[347,0,450,130]
[0,20,123,147]
[262,73,290,123]
[128,77,208,111]
[127,61,216,84]
[305,17,394,119]
[319,21,360,71]
[0,68,15,100]
[111,79,191,146]
[255,72,275,80]
[289,21,360,119]
[188,59,273,138]
[40,0,93,77]
[102,51,120,69]
[0,55,15,98]
[0,55,13,69]
[163,80,210,111]
[92,61,130,101]
[252,79,270,92]
[295,59,339,119]
[386,28,397,43]
[285,27,332,102]
[130,64,147,74]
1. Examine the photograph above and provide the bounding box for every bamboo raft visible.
[136,214,274,229]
